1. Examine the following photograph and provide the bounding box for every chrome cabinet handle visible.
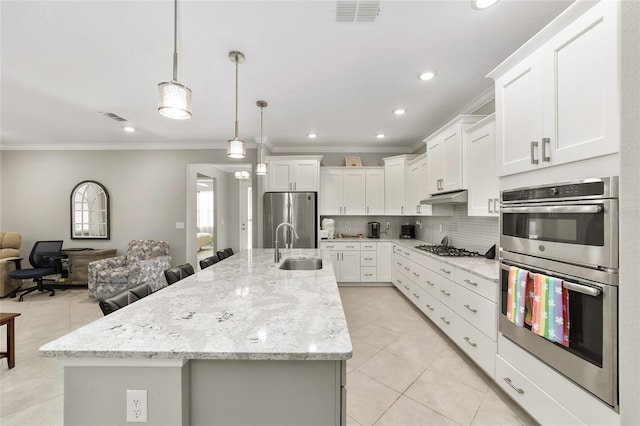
[364,273,373,277]
[396,279,402,284]
[504,378,525,394]
[346,245,355,249]
[463,337,477,348]
[401,206,404,214]
[464,304,478,313]
[397,262,402,266]
[294,182,297,190]
[542,137,551,162]
[440,268,451,275]
[404,267,410,271]
[464,279,478,287]
[440,289,451,296]
[412,293,420,299]
[413,272,420,277]
[426,280,434,287]
[494,198,499,212]
[530,141,539,164]
[364,257,373,261]
[367,206,369,214]
[417,205,421,214]
[404,285,410,290]
[488,199,493,213]
[440,317,451,325]
[426,304,434,311]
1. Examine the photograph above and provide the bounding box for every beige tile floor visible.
[0,285,536,425]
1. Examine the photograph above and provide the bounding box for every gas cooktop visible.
[414,244,482,257]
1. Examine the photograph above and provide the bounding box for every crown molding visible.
[268,144,414,154]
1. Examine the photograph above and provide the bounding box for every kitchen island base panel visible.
[191,359,345,426]
[64,363,189,426]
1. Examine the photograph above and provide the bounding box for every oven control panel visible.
[502,178,615,202]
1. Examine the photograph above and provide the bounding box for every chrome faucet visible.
[274,222,299,263]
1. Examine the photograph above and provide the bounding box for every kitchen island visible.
[40,249,352,426]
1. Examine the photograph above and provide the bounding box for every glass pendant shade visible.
[227,138,246,159]
[158,81,192,119]
[255,162,268,175]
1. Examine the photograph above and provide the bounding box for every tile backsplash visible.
[321,205,499,254]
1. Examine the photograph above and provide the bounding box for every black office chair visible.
[199,255,220,270]
[9,240,63,302]
[216,248,234,260]
[164,263,195,286]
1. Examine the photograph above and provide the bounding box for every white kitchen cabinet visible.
[425,115,485,195]
[489,1,619,176]
[365,168,385,215]
[320,168,365,215]
[383,154,416,215]
[319,241,360,282]
[376,242,392,282]
[266,156,321,192]
[406,156,434,216]
[466,114,499,217]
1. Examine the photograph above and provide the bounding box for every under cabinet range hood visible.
[420,190,468,205]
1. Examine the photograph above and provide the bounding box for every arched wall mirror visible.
[70,180,110,240]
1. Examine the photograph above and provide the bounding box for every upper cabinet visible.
[320,168,366,215]
[383,155,414,215]
[405,155,432,216]
[489,1,619,177]
[266,156,322,192]
[365,168,385,215]
[424,115,486,195]
[465,114,499,217]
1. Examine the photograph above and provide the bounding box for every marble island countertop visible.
[40,249,352,361]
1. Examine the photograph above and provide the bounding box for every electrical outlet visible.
[126,389,148,423]
[438,223,443,232]
[386,222,390,229]
[344,221,349,228]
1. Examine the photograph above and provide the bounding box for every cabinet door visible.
[467,116,499,217]
[426,139,444,194]
[365,169,385,215]
[320,169,342,215]
[442,128,463,192]
[292,160,318,191]
[327,250,341,280]
[268,161,293,191]
[417,159,433,216]
[340,251,361,282]
[384,159,405,215]
[542,0,619,166]
[405,163,421,215]
[376,243,392,282]
[494,51,544,177]
[342,169,366,215]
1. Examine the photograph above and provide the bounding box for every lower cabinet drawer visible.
[360,267,377,282]
[415,287,439,322]
[437,304,455,339]
[454,315,497,378]
[393,272,412,298]
[455,285,497,341]
[436,278,455,309]
[495,356,583,426]
[360,251,377,267]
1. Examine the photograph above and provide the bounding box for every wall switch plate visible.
[344,221,349,228]
[439,223,443,232]
[175,222,185,230]
[126,389,148,422]
[386,222,390,229]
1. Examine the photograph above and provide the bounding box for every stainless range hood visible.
[420,190,468,205]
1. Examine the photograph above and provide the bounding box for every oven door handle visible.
[501,205,603,214]
[563,281,602,297]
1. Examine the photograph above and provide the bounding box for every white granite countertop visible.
[40,249,352,361]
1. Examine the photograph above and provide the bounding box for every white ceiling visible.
[0,0,573,152]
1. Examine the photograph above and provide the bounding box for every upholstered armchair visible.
[88,240,171,299]
[0,232,23,297]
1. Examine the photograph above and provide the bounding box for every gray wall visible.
[0,149,259,266]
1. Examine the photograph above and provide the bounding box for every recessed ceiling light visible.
[376,133,385,139]
[123,126,135,133]
[393,109,406,116]
[418,70,437,81]
[471,0,499,10]
[308,133,317,139]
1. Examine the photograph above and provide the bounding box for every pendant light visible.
[157,0,192,120]
[255,100,268,175]
[227,51,246,159]
[234,170,250,180]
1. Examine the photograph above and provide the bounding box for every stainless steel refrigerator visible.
[263,192,317,248]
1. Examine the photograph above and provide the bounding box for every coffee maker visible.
[367,222,381,239]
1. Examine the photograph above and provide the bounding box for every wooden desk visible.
[1,312,21,369]
[61,249,117,285]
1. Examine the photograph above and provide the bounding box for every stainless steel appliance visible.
[264,192,317,248]
[399,225,415,239]
[499,177,619,409]
[367,222,380,239]
[414,244,482,257]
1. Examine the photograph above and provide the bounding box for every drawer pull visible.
[464,279,478,286]
[440,317,451,325]
[396,279,402,284]
[364,257,373,261]
[397,262,403,266]
[440,289,451,297]
[426,281,434,287]
[364,273,373,277]
[404,267,410,271]
[347,245,355,248]
[504,378,525,394]
[464,304,478,313]
[413,272,420,277]
[412,293,420,299]
[440,268,451,275]
[463,336,477,348]
[425,304,434,311]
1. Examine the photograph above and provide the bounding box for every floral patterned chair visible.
[88,240,171,299]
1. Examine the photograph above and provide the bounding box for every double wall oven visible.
[499,177,618,409]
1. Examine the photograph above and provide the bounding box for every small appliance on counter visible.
[367,222,380,239]
[321,218,336,239]
[399,225,415,239]
[319,230,329,239]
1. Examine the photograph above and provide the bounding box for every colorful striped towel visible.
[531,274,570,347]
[506,266,529,327]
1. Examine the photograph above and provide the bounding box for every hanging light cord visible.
[172,0,178,82]
[234,53,240,138]
[259,105,264,162]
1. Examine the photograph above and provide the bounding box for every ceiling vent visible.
[336,1,380,23]
[99,111,128,122]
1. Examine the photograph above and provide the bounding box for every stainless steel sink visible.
[278,257,323,271]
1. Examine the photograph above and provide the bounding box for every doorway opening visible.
[196,173,215,269]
